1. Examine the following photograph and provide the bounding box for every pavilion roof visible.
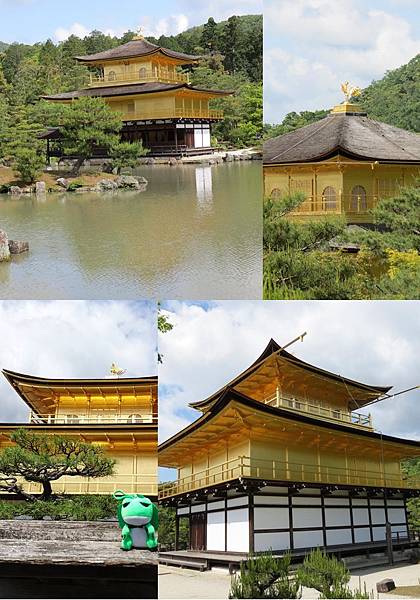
[41,82,232,101]
[2,370,157,415]
[159,387,420,466]
[263,112,420,165]
[189,339,391,413]
[75,38,200,64]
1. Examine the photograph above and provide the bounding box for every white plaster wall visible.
[254,507,289,530]
[227,509,249,552]
[254,496,288,505]
[191,504,206,513]
[293,497,321,506]
[354,527,371,543]
[388,508,406,523]
[194,129,203,148]
[203,128,211,147]
[293,508,322,528]
[207,500,225,511]
[293,530,324,549]
[325,507,351,527]
[177,507,189,515]
[372,526,386,541]
[324,497,350,506]
[371,508,386,524]
[326,529,352,545]
[387,499,405,507]
[207,511,225,551]
[255,532,290,552]
[352,498,368,506]
[227,497,248,508]
[353,508,369,526]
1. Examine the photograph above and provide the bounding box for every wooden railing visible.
[159,456,420,499]
[29,412,157,425]
[286,194,378,216]
[24,474,157,495]
[264,391,373,429]
[120,108,224,121]
[89,70,190,87]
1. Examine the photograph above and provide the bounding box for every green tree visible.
[402,458,420,529]
[0,428,115,501]
[201,17,218,53]
[42,97,123,174]
[222,16,240,73]
[11,146,45,183]
[110,140,148,174]
[297,548,369,599]
[229,551,300,599]
[157,506,189,550]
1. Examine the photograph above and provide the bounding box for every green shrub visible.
[0,495,116,521]
[66,181,84,192]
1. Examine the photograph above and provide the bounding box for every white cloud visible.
[139,14,190,39]
[264,0,420,121]
[159,301,420,443]
[0,301,157,422]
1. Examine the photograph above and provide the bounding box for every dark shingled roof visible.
[42,82,232,101]
[75,38,200,63]
[264,113,420,164]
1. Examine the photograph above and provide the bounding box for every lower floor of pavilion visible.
[41,120,215,161]
[162,479,418,557]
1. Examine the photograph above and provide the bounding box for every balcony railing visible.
[23,474,157,495]
[264,391,373,429]
[159,456,420,499]
[285,194,378,216]
[29,412,157,425]
[120,108,224,121]
[88,70,190,87]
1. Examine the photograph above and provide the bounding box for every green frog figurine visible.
[113,490,158,551]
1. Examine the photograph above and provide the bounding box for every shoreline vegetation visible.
[263,183,420,300]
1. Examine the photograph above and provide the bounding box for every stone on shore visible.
[35,181,46,195]
[0,230,10,262]
[9,186,22,195]
[8,240,29,254]
[56,178,69,189]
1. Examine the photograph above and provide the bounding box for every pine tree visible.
[229,552,300,599]
[201,17,218,54]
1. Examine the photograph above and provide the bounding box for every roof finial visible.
[340,81,361,102]
[132,26,144,41]
[110,362,126,378]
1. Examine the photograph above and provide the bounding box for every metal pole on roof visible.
[280,332,307,352]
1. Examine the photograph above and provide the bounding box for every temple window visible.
[322,186,337,210]
[126,101,135,114]
[108,71,116,82]
[127,414,143,423]
[351,185,367,211]
[270,188,282,198]
[139,67,147,79]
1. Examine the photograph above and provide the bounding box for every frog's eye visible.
[122,500,130,508]
[140,501,150,507]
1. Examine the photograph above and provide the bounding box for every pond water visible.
[0,162,262,299]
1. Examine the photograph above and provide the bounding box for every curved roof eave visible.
[188,338,391,411]
[159,387,420,460]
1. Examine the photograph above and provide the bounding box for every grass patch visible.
[0,495,116,521]
[0,166,117,191]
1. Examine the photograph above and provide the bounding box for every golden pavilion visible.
[263,87,420,224]
[0,369,158,498]
[159,339,420,563]
[41,36,232,158]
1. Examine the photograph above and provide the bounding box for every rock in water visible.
[35,181,46,195]
[0,230,10,261]
[8,240,29,254]
[95,179,118,192]
[116,175,144,190]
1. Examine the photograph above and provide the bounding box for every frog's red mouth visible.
[124,515,150,526]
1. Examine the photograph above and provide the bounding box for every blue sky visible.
[265,0,420,122]
[158,300,420,481]
[0,0,262,44]
[0,300,157,422]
